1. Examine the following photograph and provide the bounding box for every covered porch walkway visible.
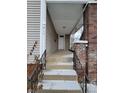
[27,0,97,93]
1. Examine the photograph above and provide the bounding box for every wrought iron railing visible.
[27,49,46,93]
[71,49,89,93]
[76,52,88,93]
[27,41,38,58]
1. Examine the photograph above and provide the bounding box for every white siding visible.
[27,0,41,63]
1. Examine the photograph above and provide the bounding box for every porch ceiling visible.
[47,3,83,35]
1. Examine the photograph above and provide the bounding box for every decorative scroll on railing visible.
[27,50,46,93]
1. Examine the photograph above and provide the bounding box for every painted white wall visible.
[46,11,58,56]
[65,35,70,50]
[69,26,84,49]
[70,34,75,49]
[74,26,84,42]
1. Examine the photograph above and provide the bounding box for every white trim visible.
[58,34,65,50]
[46,0,97,3]
[40,0,46,56]
[73,40,88,44]
[46,0,87,3]
[88,0,97,3]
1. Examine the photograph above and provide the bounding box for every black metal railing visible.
[27,50,46,93]
[72,50,89,93]
[74,52,89,93]
[27,41,38,58]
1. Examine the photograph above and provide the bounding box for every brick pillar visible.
[73,41,88,82]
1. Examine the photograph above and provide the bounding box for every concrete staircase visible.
[38,51,82,93]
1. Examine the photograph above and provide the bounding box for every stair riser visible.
[41,90,82,93]
[43,75,77,81]
[46,58,72,62]
[46,65,73,69]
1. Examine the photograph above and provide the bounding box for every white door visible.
[58,35,65,50]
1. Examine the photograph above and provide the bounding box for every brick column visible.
[73,40,88,82]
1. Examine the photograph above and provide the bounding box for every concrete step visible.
[87,84,97,93]
[46,61,73,69]
[46,57,73,62]
[37,80,82,93]
[43,69,77,81]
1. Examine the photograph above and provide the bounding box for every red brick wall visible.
[77,4,97,81]
[73,3,97,83]
[84,3,97,81]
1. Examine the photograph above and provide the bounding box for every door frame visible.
[58,34,65,50]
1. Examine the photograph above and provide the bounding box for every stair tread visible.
[40,80,82,90]
[44,69,77,76]
[47,61,73,65]
[38,51,82,93]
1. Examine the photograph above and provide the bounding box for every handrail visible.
[34,50,46,64]
[27,41,38,58]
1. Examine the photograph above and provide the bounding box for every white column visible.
[40,0,46,56]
